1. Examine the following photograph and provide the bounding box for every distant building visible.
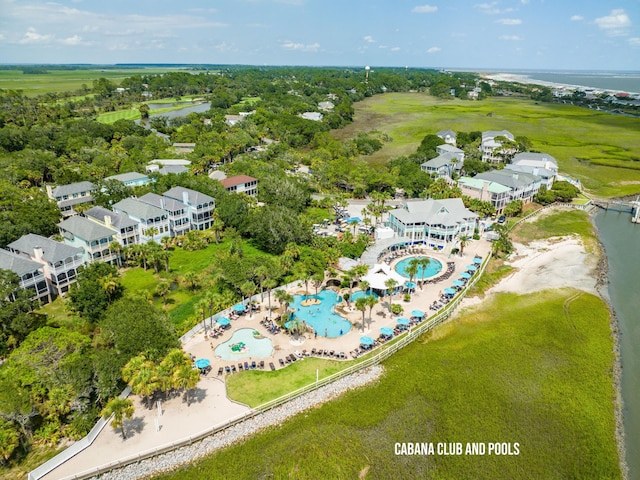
[480,130,515,163]
[112,198,170,243]
[0,249,50,304]
[436,129,457,145]
[146,159,191,175]
[224,115,245,127]
[220,175,258,197]
[104,172,151,188]
[473,169,542,212]
[172,142,196,154]
[7,234,85,297]
[299,112,323,122]
[58,216,119,264]
[46,181,96,217]
[421,144,464,179]
[162,187,216,231]
[85,206,140,247]
[504,152,558,189]
[318,101,335,111]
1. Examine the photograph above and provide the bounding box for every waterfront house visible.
[0,249,51,304]
[85,206,140,247]
[437,129,457,145]
[112,197,170,243]
[220,175,258,197]
[46,181,96,217]
[7,234,85,297]
[162,187,216,231]
[457,177,512,213]
[474,169,542,210]
[480,130,515,163]
[139,192,190,237]
[58,216,119,264]
[504,152,558,189]
[387,198,478,250]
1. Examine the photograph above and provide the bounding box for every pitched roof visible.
[58,196,94,209]
[437,129,456,138]
[475,169,541,188]
[7,234,83,263]
[389,198,478,227]
[503,164,555,179]
[139,192,186,213]
[159,165,189,175]
[512,152,558,167]
[458,176,511,194]
[0,249,43,276]
[422,154,456,169]
[112,197,168,221]
[104,172,149,183]
[58,216,115,242]
[51,181,95,198]
[220,175,257,188]
[163,186,215,206]
[437,144,463,154]
[482,130,514,141]
[85,206,138,230]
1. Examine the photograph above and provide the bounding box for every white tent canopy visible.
[361,263,406,291]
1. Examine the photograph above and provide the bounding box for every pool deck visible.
[41,240,492,480]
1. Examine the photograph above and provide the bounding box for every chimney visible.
[512,173,519,181]
[104,215,112,228]
[34,247,44,261]
[533,168,539,177]
[160,197,165,210]
[481,181,489,201]
[182,191,189,205]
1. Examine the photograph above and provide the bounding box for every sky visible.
[1,0,639,71]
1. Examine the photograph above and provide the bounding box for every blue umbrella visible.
[397,317,411,325]
[194,358,210,369]
[460,272,471,279]
[444,288,457,295]
[474,257,482,264]
[404,281,417,289]
[217,317,230,326]
[380,327,394,336]
[411,309,425,318]
[466,265,478,271]
[453,280,465,287]
[233,303,246,312]
[360,336,375,346]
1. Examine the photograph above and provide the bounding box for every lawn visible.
[512,209,597,251]
[155,289,621,480]
[332,93,640,198]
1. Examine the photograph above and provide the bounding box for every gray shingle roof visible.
[104,172,149,183]
[7,234,83,264]
[503,164,555,178]
[58,216,115,242]
[163,187,214,207]
[0,249,43,276]
[437,129,456,138]
[51,181,95,198]
[389,198,478,227]
[422,154,456,169]
[482,130,514,141]
[475,169,541,188]
[113,197,168,221]
[58,196,94,209]
[85,206,138,230]
[159,165,189,175]
[139,192,186,213]
[512,152,558,167]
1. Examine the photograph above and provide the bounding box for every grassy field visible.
[0,67,194,96]
[156,289,620,480]
[332,93,640,198]
[512,209,598,251]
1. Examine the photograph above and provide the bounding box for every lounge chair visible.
[238,363,243,371]
[231,365,236,372]
[244,362,250,370]
[279,358,285,367]
[251,361,257,369]
[259,360,265,369]
[311,348,317,355]
[269,362,276,371]
[289,354,297,362]
[225,366,231,374]
[218,367,224,376]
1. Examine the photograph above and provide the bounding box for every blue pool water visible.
[290,290,352,338]
[214,328,274,360]
[351,290,380,301]
[395,256,443,279]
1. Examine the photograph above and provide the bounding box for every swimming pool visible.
[214,328,274,360]
[350,290,380,301]
[395,256,443,279]
[290,289,352,338]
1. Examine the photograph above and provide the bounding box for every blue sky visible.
[1,0,639,70]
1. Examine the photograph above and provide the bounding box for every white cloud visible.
[18,27,52,44]
[363,35,375,43]
[570,15,584,21]
[497,18,522,25]
[281,41,320,52]
[595,9,631,36]
[499,35,521,41]
[427,46,441,53]
[412,5,438,14]
[60,35,83,46]
[475,2,514,14]
[629,37,640,46]
[390,47,401,51]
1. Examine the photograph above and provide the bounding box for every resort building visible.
[437,129,457,145]
[103,172,152,188]
[85,206,140,247]
[138,192,190,237]
[0,249,50,304]
[7,234,85,297]
[457,177,512,213]
[387,198,478,249]
[112,198,170,243]
[504,152,558,189]
[474,169,543,209]
[46,181,96,217]
[58,216,119,264]
[480,130,515,163]
[220,175,258,197]
[162,187,216,231]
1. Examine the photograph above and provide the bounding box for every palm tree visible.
[359,280,370,296]
[195,298,208,329]
[417,257,431,290]
[355,297,367,332]
[406,258,420,286]
[210,212,224,244]
[385,278,398,312]
[173,364,200,406]
[99,273,120,302]
[109,241,123,267]
[254,265,270,301]
[101,397,134,440]
[365,294,378,329]
[263,278,278,320]
[240,281,257,306]
[182,271,199,290]
[312,272,324,298]
[458,234,471,257]
[155,281,171,307]
[146,226,159,242]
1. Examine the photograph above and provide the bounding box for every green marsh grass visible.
[156,289,621,480]
[513,209,597,251]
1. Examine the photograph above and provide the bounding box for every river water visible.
[594,210,640,479]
